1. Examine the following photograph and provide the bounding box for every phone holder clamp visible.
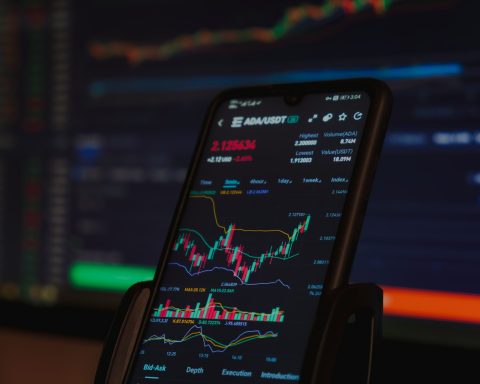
[95,281,382,384]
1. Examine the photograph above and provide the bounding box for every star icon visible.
[338,113,347,121]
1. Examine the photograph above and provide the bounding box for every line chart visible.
[176,227,300,263]
[190,195,293,240]
[143,326,278,353]
[88,0,395,64]
[168,262,291,289]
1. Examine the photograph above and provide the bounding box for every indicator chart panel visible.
[128,92,370,383]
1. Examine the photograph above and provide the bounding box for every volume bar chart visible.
[153,294,285,323]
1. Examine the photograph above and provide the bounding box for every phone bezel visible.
[122,78,392,383]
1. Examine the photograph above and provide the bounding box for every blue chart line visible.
[89,63,463,97]
[176,227,300,263]
[169,262,291,289]
[143,325,278,353]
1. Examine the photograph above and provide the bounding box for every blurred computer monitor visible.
[1,0,479,344]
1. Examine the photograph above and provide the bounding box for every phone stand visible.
[95,282,382,384]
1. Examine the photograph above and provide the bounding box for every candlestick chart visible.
[88,0,396,65]
[170,195,311,287]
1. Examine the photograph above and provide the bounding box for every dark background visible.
[1,0,480,382]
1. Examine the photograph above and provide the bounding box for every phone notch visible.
[284,93,304,106]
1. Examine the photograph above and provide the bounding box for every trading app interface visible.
[127,92,370,383]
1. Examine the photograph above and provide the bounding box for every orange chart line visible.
[382,286,480,324]
[88,0,394,64]
[190,195,292,240]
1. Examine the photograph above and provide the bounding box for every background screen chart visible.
[1,0,480,333]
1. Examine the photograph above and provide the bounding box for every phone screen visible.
[127,90,371,383]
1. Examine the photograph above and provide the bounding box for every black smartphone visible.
[124,79,391,383]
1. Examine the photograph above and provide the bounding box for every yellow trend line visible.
[190,195,292,240]
[145,330,277,350]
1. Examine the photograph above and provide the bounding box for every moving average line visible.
[189,195,292,240]
[143,326,278,353]
[172,200,310,284]
[177,227,300,262]
[169,262,292,289]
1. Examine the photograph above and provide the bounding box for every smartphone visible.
[124,79,391,383]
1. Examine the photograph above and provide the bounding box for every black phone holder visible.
[95,282,382,384]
